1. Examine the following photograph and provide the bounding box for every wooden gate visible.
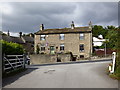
[3,54,25,73]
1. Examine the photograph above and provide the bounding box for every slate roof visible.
[2,35,25,44]
[35,27,92,35]
[22,36,34,43]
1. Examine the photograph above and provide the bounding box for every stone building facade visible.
[34,21,92,59]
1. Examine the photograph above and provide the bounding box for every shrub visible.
[1,40,24,55]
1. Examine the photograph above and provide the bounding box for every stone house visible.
[34,21,92,59]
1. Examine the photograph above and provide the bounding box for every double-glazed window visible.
[60,44,64,51]
[60,34,64,40]
[80,33,84,40]
[79,44,84,52]
[40,35,46,40]
[41,45,45,51]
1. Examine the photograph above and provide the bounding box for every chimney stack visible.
[40,24,44,31]
[71,21,75,29]
[89,21,92,28]
[19,32,22,38]
[7,30,10,36]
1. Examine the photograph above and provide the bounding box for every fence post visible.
[23,54,26,69]
[15,56,18,70]
[2,54,5,73]
[110,52,116,73]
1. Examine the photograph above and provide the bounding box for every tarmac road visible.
[3,60,118,88]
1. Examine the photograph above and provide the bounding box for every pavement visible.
[2,60,118,88]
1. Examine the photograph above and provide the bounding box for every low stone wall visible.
[30,54,72,65]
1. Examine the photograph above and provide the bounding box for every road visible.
[3,60,118,88]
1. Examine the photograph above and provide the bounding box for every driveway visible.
[3,61,118,88]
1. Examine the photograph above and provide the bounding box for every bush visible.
[1,40,24,55]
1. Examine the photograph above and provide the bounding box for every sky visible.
[0,2,118,36]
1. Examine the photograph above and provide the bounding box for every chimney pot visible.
[19,32,22,38]
[40,24,44,31]
[71,21,75,29]
[7,30,10,36]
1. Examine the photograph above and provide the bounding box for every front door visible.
[50,46,55,54]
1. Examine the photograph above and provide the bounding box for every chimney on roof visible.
[40,24,44,31]
[7,30,10,36]
[89,21,92,28]
[71,21,75,29]
[19,32,22,38]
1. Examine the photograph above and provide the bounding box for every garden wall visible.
[30,54,72,65]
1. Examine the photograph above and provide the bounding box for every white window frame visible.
[60,34,65,40]
[60,44,64,51]
[40,45,45,51]
[40,35,46,41]
[79,44,84,52]
[80,33,84,40]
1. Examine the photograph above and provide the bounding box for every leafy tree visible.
[105,27,118,50]
[92,25,108,38]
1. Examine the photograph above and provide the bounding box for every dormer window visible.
[59,34,64,40]
[40,35,46,40]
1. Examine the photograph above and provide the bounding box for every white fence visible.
[3,54,25,73]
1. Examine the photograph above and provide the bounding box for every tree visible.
[92,25,108,38]
[105,27,118,50]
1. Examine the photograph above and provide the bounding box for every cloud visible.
[2,2,118,36]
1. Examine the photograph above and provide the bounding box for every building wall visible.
[34,32,92,58]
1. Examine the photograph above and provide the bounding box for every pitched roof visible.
[35,26,92,35]
[12,37,25,44]
[2,35,25,44]
[22,36,34,43]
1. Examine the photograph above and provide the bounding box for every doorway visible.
[50,46,55,54]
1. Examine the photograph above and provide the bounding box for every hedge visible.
[1,40,24,55]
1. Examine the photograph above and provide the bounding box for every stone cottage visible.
[34,21,92,59]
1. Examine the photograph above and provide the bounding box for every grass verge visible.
[109,66,120,80]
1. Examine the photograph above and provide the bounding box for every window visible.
[60,44,64,51]
[60,34,64,40]
[40,35,46,40]
[40,45,45,51]
[79,44,84,52]
[80,55,84,58]
[80,33,84,40]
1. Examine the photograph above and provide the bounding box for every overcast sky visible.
[1,2,118,36]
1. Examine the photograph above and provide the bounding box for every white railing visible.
[3,54,25,73]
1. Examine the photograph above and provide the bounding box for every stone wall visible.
[30,54,72,65]
[34,32,92,58]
